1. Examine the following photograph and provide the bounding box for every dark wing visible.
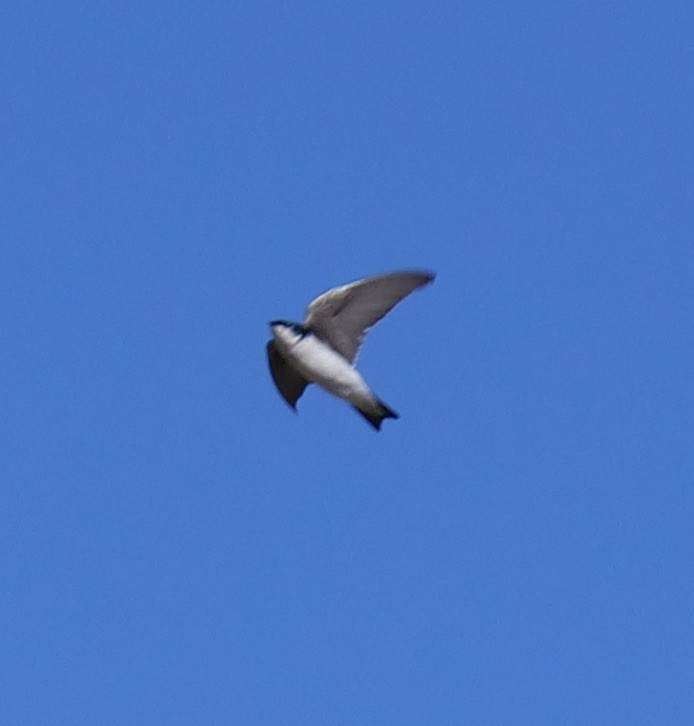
[266,341,309,410]
[303,270,435,363]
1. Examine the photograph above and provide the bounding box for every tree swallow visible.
[267,270,435,430]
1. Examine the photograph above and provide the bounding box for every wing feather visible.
[266,341,309,409]
[303,270,434,362]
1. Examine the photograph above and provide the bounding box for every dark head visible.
[269,320,310,339]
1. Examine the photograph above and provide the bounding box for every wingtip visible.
[404,268,436,286]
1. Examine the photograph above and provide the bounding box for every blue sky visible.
[2,2,693,723]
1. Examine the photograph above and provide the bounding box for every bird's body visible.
[267,270,434,430]
[270,323,382,417]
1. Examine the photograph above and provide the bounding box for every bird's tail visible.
[353,398,399,431]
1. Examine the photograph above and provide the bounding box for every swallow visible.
[267,270,435,430]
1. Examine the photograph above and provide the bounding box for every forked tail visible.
[353,398,399,431]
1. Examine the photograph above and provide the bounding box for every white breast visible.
[275,329,371,401]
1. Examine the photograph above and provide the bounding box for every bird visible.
[267,269,435,430]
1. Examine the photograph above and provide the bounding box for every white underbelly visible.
[288,335,370,401]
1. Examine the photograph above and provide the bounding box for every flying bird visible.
[267,269,435,430]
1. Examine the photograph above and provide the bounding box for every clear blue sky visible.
[3,2,693,724]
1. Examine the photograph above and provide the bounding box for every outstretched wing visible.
[303,270,435,363]
[266,341,309,409]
